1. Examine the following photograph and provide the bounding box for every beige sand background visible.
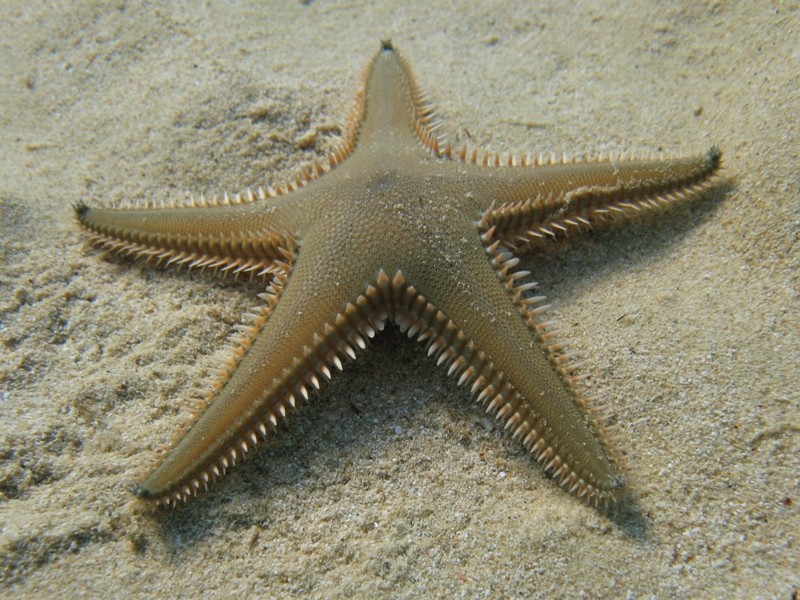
[1,1,797,597]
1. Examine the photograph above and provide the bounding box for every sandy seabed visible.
[1,2,797,598]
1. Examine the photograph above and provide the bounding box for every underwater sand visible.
[1,2,797,597]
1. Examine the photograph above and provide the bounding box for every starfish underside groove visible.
[76,41,722,508]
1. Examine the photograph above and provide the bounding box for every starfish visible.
[75,41,722,509]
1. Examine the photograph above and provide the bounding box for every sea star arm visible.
[74,196,303,279]
[133,246,396,506]
[396,237,624,504]
[466,147,722,250]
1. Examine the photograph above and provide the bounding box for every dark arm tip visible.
[74,201,90,220]
[707,146,722,169]
[132,484,153,499]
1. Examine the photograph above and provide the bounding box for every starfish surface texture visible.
[76,41,722,508]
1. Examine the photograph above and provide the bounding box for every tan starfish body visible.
[76,41,722,508]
